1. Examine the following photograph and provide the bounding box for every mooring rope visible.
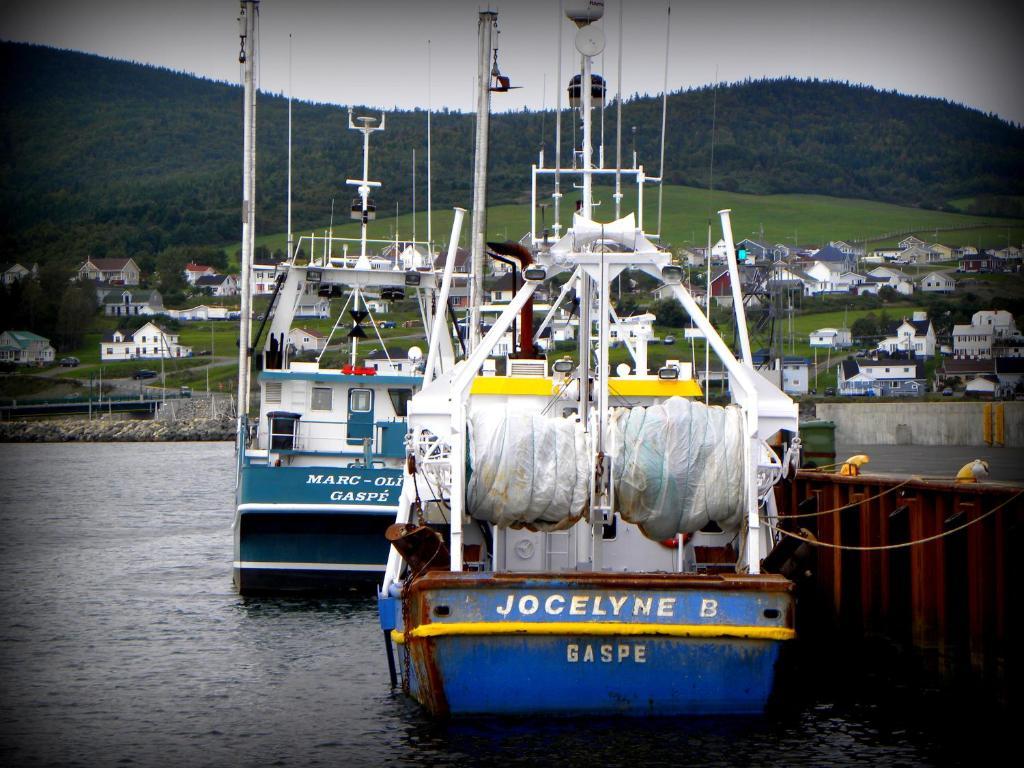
[763,489,1024,552]
[766,478,917,519]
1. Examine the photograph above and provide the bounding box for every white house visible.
[806,261,864,293]
[103,288,165,317]
[952,324,993,359]
[780,357,810,395]
[971,310,1018,338]
[809,327,852,349]
[183,263,218,285]
[78,257,141,286]
[866,266,915,296]
[165,305,233,321]
[363,347,422,375]
[252,256,284,295]
[0,330,55,365]
[287,327,327,354]
[100,321,192,361]
[876,313,936,358]
[295,293,331,318]
[195,274,239,297]
[2,263,36,285]
[919,271,955,293]
[839,357,926,397]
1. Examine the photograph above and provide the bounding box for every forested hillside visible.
[2,41,1022,270]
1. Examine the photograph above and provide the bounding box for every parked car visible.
[59,357,80,367]
[132,369,158,380]
[663,335,676,345]
[179,386,192,397]
[380,321,396,329]
[824,387,836,397]
[942,387,954,396]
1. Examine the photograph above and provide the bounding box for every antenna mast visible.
[346,107,386,259]
[468,10,498,353]
[236,0,259,439]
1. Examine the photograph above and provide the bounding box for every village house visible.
[918,270,956,293]
[78,257,141,286]
[164,305,234,321]
[953,324,994,359]
[876,313,936,358]
[865,266,915,295]
[767,265,820,297]
[898,236,927,250]
[805,260,864,294]
[195,274,239,297]
[0,330,55,365]
[838,356,926,397]
[953,310,1020,359]
[252,253,285,295]
[100,321,192,361]
[958,250,992,273]
[2,263,37,286]
[754,352,811,395]
[103,288,164,317]
[363,347,421,375]
[287,327,327,354]
[809,327,852,349]
[183,263,218,285]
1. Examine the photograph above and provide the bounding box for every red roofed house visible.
[184,263,218,285]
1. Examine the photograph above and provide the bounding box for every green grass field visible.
[232,184,1024,264]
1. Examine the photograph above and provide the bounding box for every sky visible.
[1,0,1022,124]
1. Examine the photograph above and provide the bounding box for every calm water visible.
[0,441,1013,767]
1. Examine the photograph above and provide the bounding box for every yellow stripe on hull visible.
[391,621,794,645]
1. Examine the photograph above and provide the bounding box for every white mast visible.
[427,40,433,249]
[236,0,258,441]
[614,0,623,219]
[553,0,563,237]
[287,32,293,261]
[346,107,385,259]
[469,10,497,353]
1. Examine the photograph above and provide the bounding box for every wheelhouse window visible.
[349,388,372,412]
[388,388,413,417]
[311,386,333,411]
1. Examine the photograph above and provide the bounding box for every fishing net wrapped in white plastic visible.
[609,397,746,539]
[467,408,591,531]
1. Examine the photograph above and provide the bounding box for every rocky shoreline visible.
[0,416,234,443]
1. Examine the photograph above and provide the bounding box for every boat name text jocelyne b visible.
[495,593,720,619]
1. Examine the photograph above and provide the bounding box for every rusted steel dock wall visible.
[781,471,1023,700]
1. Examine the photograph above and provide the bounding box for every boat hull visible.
[387,571,794,716]
[235,463,402,593]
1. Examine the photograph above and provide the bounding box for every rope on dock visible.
[762,489,1024,552]
[768,479,916,519]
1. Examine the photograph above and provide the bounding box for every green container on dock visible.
[800,419,835,468]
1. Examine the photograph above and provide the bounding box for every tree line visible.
[2,42,1022,273]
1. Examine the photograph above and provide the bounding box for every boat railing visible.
[264,416,406,458]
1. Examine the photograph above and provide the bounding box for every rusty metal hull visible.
[387,571,795,716]
[782,471,1024,702]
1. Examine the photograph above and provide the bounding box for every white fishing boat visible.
[232,3,453,593]
[377,4,801,715]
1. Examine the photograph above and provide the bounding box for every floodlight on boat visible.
[616,363,631,377]
[523,266,546,282]
[404,271,422,286]
[661,265,683,284]
[658,364,680,380]
[552,357,575,374]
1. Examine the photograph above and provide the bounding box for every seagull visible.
[839,454,870,476]
[956,459,989,483]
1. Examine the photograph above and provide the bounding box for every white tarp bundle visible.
[467,409,591,531]
[609,398,746,539]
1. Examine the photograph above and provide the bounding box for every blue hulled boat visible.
[378,4,801,715]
